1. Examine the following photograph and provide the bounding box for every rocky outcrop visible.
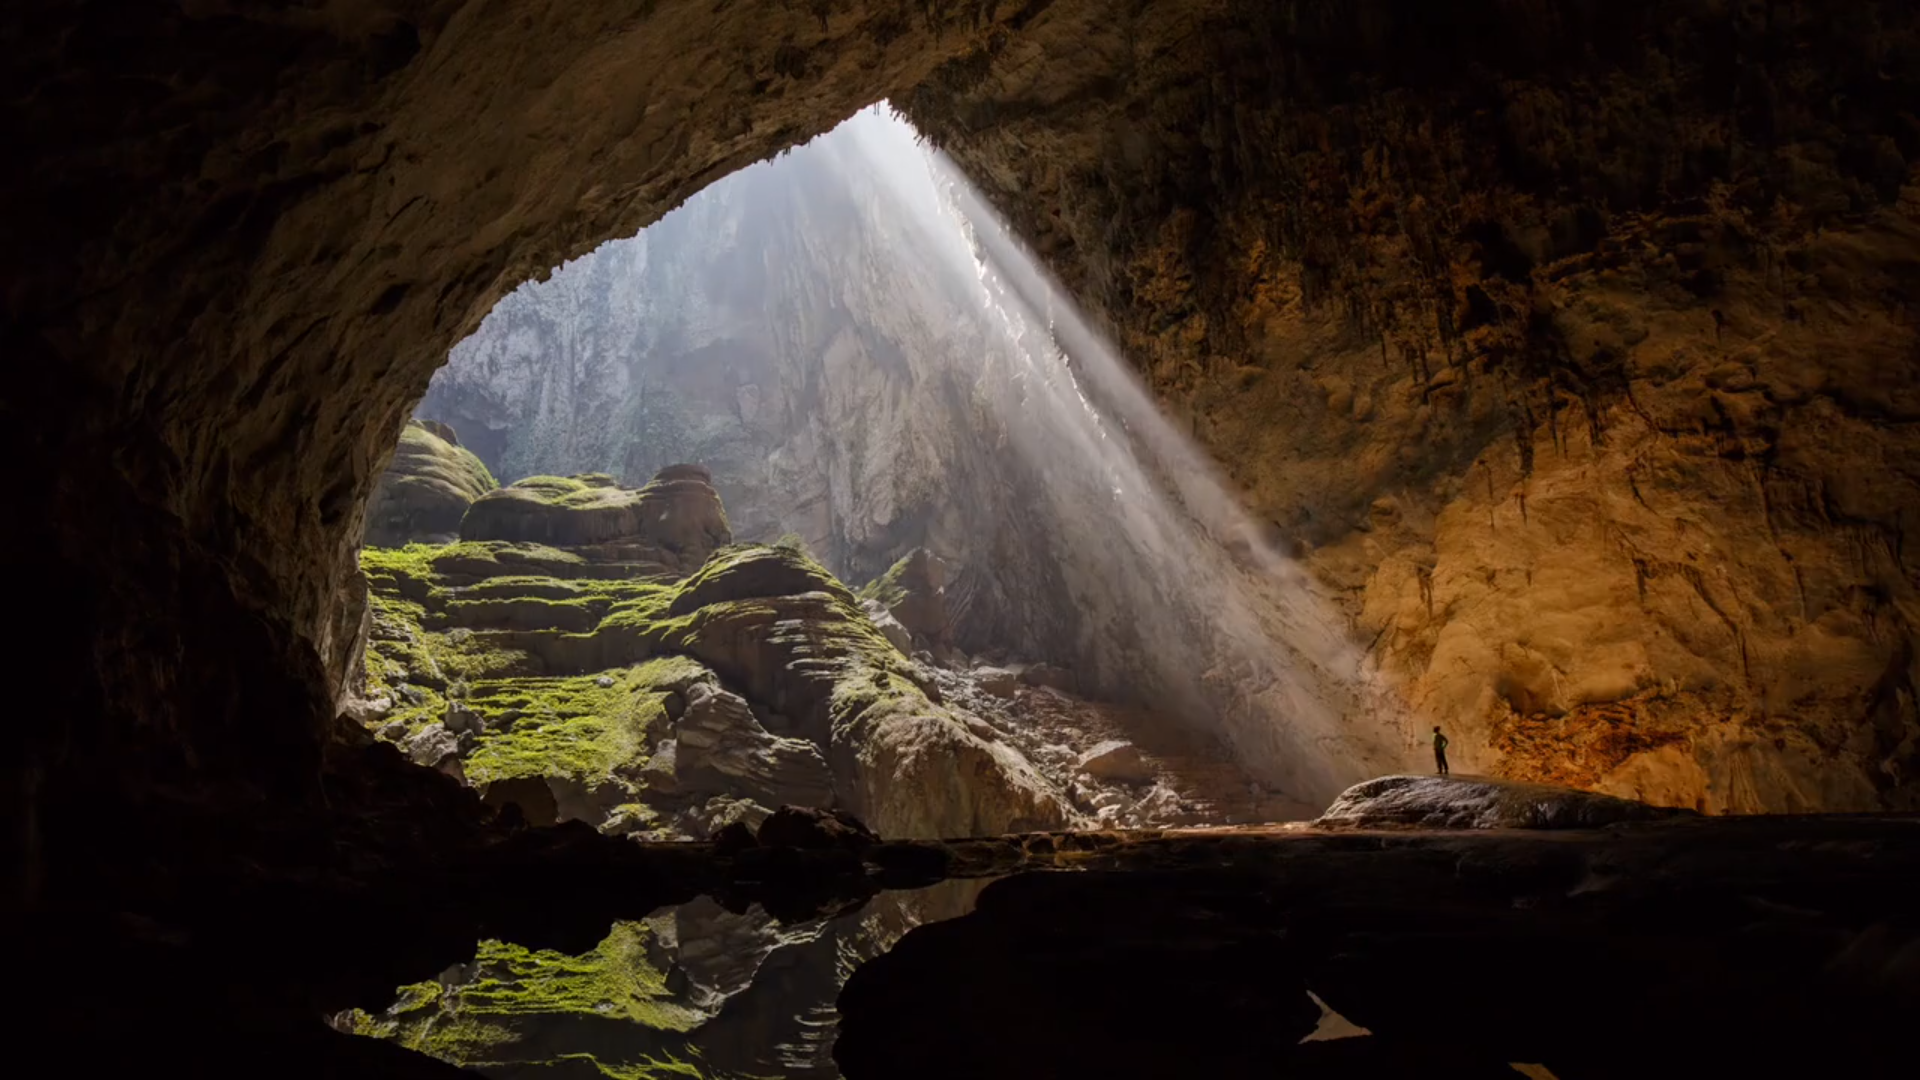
[359,476,1074,840]
[460,471,732,573]
[1313,774,1692,830]
[362,421,498,547]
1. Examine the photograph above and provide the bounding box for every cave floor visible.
[19,763,1920,1080]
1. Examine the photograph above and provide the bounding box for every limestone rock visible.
[674,682,835,810]
[862,599,913,655]
[972,666,1020,699]
[1076,740,1155,785]
[461,469,731,570]
[862,548,951,647]
[1314,775,1694,831]
[404,724,459,769]
[362,420,498,547]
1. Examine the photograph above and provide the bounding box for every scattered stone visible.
[1076,740,1155,784]
[375,718,409,743]
[595,675,615,688]
[395,683,427,706]
[757,806,878,852]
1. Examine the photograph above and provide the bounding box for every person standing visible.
[1432,726,1450,775]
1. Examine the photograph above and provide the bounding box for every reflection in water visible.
[336,878,992,1078]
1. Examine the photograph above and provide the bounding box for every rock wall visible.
[907,0,1920,811]
[417,108,1062,630]
[9,0,1920,924]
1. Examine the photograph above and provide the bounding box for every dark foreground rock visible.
[1314,773,1693,830]
[835,814,1920,1080]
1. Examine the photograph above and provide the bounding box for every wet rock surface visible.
[1314,773,1694,830]
[836,814,1920,1080]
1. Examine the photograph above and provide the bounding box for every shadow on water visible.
[333,877,995,1079]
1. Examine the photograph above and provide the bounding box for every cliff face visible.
[418,109,1080,661]
[907,0,1920,812]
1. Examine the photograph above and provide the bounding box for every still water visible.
[335,879,992,1079]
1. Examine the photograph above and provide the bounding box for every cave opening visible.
[349,103,1400,847]
[12,3,1920,1077]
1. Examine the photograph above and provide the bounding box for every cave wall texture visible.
[902,0,1920,812]
[4,0,1918,910]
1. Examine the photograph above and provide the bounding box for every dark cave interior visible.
[5,2,1920,1077]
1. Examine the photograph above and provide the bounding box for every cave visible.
[7,2,1920,1078]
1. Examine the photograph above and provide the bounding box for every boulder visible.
[756,806,878,851]
[404,723,460,768]
[862,548,950,645]
[460,467,731,569]
[669,544,854,616]
[973,666,1021,699]
[862,598,914,655]
[1076,740,1155,785]
[443,701,481,734]
[362,420,498,547]
[1314,775,1697,831]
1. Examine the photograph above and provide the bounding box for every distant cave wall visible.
[417,112,1085,661]
[906,0,1920,810]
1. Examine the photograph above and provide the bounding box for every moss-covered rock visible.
[461,468,731,573]
[858,547,950,648]
[363,420,498,547]
[358,523,1069,840]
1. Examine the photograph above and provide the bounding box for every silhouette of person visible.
[1432,725,1450,775]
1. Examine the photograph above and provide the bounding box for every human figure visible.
[1432,725,1450,775]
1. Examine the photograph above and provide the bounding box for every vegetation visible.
[462,657,704,786]
[857,550,917,608]
[347,537,935,1078]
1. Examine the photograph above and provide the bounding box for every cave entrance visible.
[349,103,1401,855]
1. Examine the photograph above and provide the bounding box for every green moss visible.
[395,421,498,497]
[461,658,700,785]
[858,551,915,608]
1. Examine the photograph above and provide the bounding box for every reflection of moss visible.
[357,922,715,1073]
[560,1049,711,1079]
[463,923,702,1031]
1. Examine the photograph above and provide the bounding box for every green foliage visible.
[857,551,916,608]
[771,532,810,556]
